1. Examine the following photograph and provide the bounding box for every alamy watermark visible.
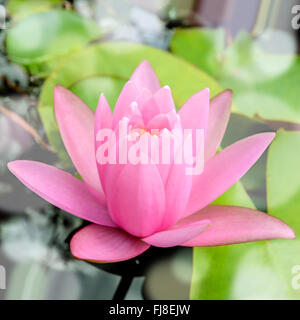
[291,265,300,290]
[292,5,300,30]
[95,119,205,176]
[0,265,5,290]
[0,5,6,30]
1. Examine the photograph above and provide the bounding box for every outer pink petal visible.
[180,205,295,247]
[54,85,104,200]
[179,88,210,156]
[8,161,116,227]
[108,161,165,238]
[101,128,131,197]
[94,94,113,191]
[71,224,150,262]
[179,88,209,132]
[112,81,140,128]
[130,60,160,93]
[205,90,233,161]
[184,132,275,218]
[95,93,113,132]
[142,219,210,248]
[162,163,193,229]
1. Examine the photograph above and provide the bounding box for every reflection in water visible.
[0,207,121,299]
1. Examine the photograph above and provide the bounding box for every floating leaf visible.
[171,28,300,123]
[221,113,273,211]
[191,183,255,300]
[267,130,300,235]
[190,131,300,299]
[6,10,101,76]
[170,28,226,79]
[7,0,63,21]
[70,77,126,111]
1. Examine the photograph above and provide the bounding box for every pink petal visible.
[146,110,181,131]
[8,161,116,227]
[154,86,176,114]
[184,132,275,217]
[143,219,210,248]
[108,161,166,238]
[71,224,150,262]
[140,95,161,124]
[94,94,113,191]
[179,88,210,156]
[162,163,193,228]
[135,87,153,108]
[54,85,104,200]
[155,130,174,185]
[100,125,131,197]
[146,114,173,131]
[180,205,295,247]
[128,88,153,127]
[130,60,160,93]
[100,114,146,199]
[95,94,113,132]
[205,90,233,161]
[179,88,209,132]
[128,101,145,128]
[112,81,140,128]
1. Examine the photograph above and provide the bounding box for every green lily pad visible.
[221,113,274,211]
[170,28,226,79]
[190,131,300,299]
[70,77,127,111]
[7,0,63,21]
[191,182,255,300]
[267,130,300,235]
[38,41,223,166]
[6,9,101,76]
[171,28,300,123]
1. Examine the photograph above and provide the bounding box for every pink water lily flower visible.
[8,61,294,263]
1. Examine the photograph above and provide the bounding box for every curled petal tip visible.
[282,225,296,240]
[130,60,160,93]
[262,132,276,144]
[53,84,67,95]
[7,160,27,175]
[272,220,295,240]
[218,89,233,100]
[7,160,18,173]
[224,88,233,94]
[139,60,151,67]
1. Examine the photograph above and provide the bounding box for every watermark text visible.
[95,121,205,176]
[292,5,300,30]
[0,265,6,290]
[292,265,300,290]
